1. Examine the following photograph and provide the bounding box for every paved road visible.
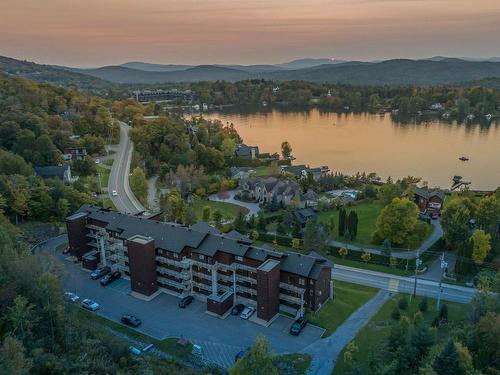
[421,251,457,281]
[108,121,146,214]
[330,219,443,260]
[332,264,475,304]
[304,290,391,375]
[208,189,261,218]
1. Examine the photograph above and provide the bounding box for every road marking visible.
[388,278,399,292]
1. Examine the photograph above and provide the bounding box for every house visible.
[294,208,317,227]
[239,177,318,208]
[63,147,87,161]
[34,165,77,184]
[281,165,330,181]
[235,144,259,159]
[414,188,445,213]
[229,167,255,179]
[66,205,332,321]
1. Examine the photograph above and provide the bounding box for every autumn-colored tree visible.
[471,229,491,264]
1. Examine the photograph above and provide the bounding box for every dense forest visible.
[0,74,119,223]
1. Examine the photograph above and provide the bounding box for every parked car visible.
[178,295,194,308]
[121,314,141,327]
[90,266,110,280]
[95,159,100,164]
[62,246,71,254]
[231,304,245,316]
[64,292,79,302]
[240,306,255,320]
[81,299,99,311]
[431,212,440,220]
[112,190,118,196]
[129,346,142,356]
[289,317,307,336]
[100,270,121,286]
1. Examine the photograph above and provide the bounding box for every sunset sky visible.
[1,0,499,67]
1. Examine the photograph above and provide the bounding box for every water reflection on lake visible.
[202,109,500,190]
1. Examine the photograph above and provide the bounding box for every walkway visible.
[147,175,160,213]
[208,189,261,218]
[329,220,443,260]
[303,290,391,375]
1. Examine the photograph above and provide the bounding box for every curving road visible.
[108,121,146,214]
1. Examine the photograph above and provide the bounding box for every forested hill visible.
[3,55,500,86]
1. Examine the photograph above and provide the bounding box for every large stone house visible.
[235,144,259,159]
[414,187,445,213]
[239,177,318,208]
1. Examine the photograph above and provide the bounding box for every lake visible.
[203,109,500,190]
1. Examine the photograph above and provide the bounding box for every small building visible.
[281,165,329,181]
[34,165,77,184]
[294,208,317,227]
[235,144,259,160]
[63,147,87,161]
[414,188,444,213]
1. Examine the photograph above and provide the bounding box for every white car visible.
[112,190,118,196]
[81,298,100,311]
[95,159,100,164]
[240,306,255,320]
[64,292,79,302]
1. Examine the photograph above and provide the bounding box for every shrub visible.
[419,297,428,313]
[391,307,401,320]
[398,296,408,310]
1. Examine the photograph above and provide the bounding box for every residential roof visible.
[235,144,259,157]
[191,221,221,235]
[415,187,445,201]
[34,165,68,180]
[294,207,317,224]
[73,205,329,279]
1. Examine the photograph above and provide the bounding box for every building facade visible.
[66,205,332,321]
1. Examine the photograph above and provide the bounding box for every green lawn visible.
[72,306,192,360]
[103,159,114,166]
[192,199,249,221]
[318,199,432,250]
[333,295,469,374]
[254,166,274,177]
[318,200,383,246]
[307,281,379,337]
[96,166,110,187]
[275,353,312,375]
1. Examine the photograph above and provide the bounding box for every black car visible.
[121,314,141,327]
[290,317,307,336]
[100,270,121,286]
[178,295,194,308]
[90,266,111,280]
[231,304,245,316]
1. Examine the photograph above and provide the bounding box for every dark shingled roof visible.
[415,187,445,201]
[34,165,68,180]
[191,221,221,235]
[73,205,329,279]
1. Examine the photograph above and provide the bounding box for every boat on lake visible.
[459,156,469,161]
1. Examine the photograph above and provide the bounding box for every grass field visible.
[317,200,383,246]
[307,281,379,337]
[96,166,110,187]
[333,295,469,374]
[254,166,274,177]
[192,199,249,222]
[318,199,432,249]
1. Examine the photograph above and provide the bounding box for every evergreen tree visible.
[433,341,463,375]
[348,211,358,240]
[233,210,247,233]
[339,208,346,237]
[419,297,428,313]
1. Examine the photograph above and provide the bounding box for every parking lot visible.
[54,248,324,368]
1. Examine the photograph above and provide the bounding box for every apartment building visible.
[66,205,332,321]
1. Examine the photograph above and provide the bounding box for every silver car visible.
[81,298,100,311]
[64,292,79,302]
[240,306,255,320]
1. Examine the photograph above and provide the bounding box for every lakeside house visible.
[235,143,260,159]
[229,166,255,179]
[414,187,445,213]
[280,164,330,181]
[34,165,77,184]
[239,177,318,208]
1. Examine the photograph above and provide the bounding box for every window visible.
[199,254,205,260]
[173,253,179,259]
[318,291,322,296]
[235,256,243,262]
[310,279,314,285]
[299,278,305,286]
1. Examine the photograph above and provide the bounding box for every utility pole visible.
[436,252,448,311]
[411,249,421,303]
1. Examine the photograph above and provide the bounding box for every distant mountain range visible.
[2,55,500,87]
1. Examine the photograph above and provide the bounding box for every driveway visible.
[208,189,261,218]
[41,236,323,369]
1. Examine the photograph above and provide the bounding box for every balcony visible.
[218,273,234,283]
[192,270,211,282]
[157,276,187,290]
[235,263,256,272]
[280,293,302,305]
[280,282,305,294]
[236,285,257,295]
[237,274,256,284]
[157,256,190,269]
[192,281,212,292]
[158,266,190,281]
